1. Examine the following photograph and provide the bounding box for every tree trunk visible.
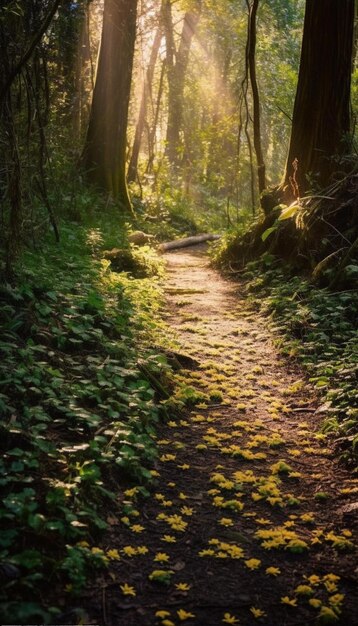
[163,0,201,166]
[247,0,266,194]
[72,1,92,137]
[146,58,166,175]
[282,0,354,200]
[127,25,163,184]
[81,0,138,212]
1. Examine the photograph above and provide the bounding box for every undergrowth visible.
[240,255,358,467]
[0,220,174,623]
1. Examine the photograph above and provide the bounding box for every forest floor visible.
[82,245,358,626]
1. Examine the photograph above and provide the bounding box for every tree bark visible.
[81,0,138,212]
[282,0,354,200]
[160,233,220,252]
[163,0,201,166]
[146,58,166,175]
[127,25,163,184]
[247,0,266,194]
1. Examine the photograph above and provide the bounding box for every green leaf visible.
[278,203,300,221]
[261,226,277,242]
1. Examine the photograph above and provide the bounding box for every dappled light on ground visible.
[81,247,357,626]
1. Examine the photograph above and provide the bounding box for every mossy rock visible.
[103,248,148,277]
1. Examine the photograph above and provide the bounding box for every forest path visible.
[87,247,357,626]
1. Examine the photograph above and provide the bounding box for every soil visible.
[80,246,358,626]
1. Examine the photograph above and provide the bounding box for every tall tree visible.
[246,0,266,194]
[163,0,201,166]
[127,23,163,184]
[82,0,138,212]
[282,0,354,200]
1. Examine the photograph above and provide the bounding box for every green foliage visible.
[0,220,174,621]
[131,179,236,241]
[242,256,358,465]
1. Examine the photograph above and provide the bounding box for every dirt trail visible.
[86,247,358,626]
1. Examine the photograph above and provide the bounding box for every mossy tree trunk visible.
[81,0,138,213]
[282,0,354,201]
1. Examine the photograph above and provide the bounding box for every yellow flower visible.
[309,598,322,609]
[137,545,149,555]
[199,548,215,557]
[245,558,261,570]
[219,517,234,527]
[177,609,195,620]
[150,469,160,477]
[222,613,240,624]
[154,552,170,563]
[162,621,175,626]
[226,545,244,559]
[179,492,188,500]
[178,463,190,470]
[161,535,176,543]
[121,516,130,525]
[318,606,339,622]
[120,583,136,596]
[167,482,176,487]
[124,487,138,498]
[265,566,281,576]
[181,506,194,516]
[329,594,344,606]
[160,454,176,462]
[281,596,297,607]
[323,573,340,583]
[106,549,120,560]
[148,569,173,583]
[122,545,137,557]
[155,610,171,619]
[216,551,229,559]
[250,607,266,618]
[175,582,191,591]
[155,493,166,501]
[131,524,144,533]
[166,514,188,532]
[76,540,89,547]
[295,585,313,596]
[283,520,296,528]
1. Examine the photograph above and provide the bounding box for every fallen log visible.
[159,233,221,252]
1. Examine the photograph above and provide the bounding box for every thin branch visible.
[0,0,61,105]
